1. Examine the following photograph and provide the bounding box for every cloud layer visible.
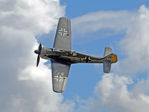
[72,10,137,38]
[0,0,75,112]
[1,0,149,112]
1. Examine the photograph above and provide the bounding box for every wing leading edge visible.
[51,61,71,93]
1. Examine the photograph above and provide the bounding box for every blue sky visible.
[58,0,149,100]
[1,0,149,112]
[62,0,149,18]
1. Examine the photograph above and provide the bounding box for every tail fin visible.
[103,47,118,73]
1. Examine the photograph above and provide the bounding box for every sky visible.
[0,0,149,112]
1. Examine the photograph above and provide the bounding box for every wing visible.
[51,61,71,93]
[53,17,71,50]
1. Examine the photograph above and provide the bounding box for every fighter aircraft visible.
[34,17,118,93]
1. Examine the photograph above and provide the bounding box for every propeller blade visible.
[37,55,40,67]
[39,43,42,52]
[35,43,42,67]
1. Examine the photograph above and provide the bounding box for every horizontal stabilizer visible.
[103,47,112,73]
[104,47,112,56]
[104,61,111,73]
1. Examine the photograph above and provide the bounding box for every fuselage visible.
[38,47,106,64]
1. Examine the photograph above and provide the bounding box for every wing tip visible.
[59,17,70,21]
[52,76,68,93]
[53,89,64,93]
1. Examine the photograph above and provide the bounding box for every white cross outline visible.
[58,28,68,37]
[54,72,65,82]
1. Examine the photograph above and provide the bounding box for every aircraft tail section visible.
[103,47,117,73]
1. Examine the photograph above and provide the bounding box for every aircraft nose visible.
[34,50,39,54]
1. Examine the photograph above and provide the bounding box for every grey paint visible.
[53,17,71,50]
[34,17,118,93]
[51,61,70,93]
[103,47,112,73]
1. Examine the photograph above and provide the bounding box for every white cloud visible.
[0,0,75,112]
[118,5,149,75]
[73,74,149,112]
[72,10,137,37]
[90,74,149,112]
[0,0,65,34]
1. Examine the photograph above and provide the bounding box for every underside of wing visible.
[53,17,71,51]
[51,61,71,93]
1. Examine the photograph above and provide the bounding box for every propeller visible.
[34,43,42,67]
